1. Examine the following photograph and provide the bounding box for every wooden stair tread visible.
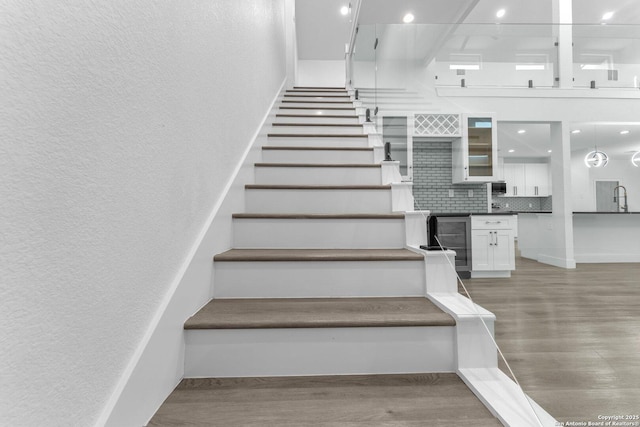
[272,123,363,127]
[232,213,405,219]
[284,94,351,98]
[276,114,359,118]
[283,100,353,104]
[254,163,380,168]
[263,146,373,151]
[245,184,391,190]
[280,106,356,110]
[268,133,367,138]
[185,297,455,329]
[149,373,501,426]
[292,86,346,90]
[214,248,422,262]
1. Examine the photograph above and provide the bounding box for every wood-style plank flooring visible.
[462,256,640,425]
[147,374,502,426]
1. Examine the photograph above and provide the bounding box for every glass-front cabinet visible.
[452,114,497,183]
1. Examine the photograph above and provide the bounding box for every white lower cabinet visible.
[471,216,515,278]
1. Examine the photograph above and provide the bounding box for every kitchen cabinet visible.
[501,163,550,197]
[471,215,515,278]
[525,163,550,196]
[452,114,498,183]
[502,164,525,196]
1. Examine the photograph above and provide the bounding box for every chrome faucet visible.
[613,185,629,213]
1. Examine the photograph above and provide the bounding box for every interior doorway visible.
[595,180,619,212]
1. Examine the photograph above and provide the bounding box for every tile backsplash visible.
[413,141,488,213]
[492,196,553,212]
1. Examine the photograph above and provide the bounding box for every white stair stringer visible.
[232,214,406,249]
[184,326,455,378]
[415,248,559,427]
[458,368,557,427]
[214,258,426,298]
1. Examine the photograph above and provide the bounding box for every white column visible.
[547,122,576,268]
[552,0,573,88]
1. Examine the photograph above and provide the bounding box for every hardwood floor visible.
[148,374,502,426]
[462,256,640,425]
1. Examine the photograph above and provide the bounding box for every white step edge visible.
[213,259,425,298]
[267,136,370,148]
[254,165,383,186]
[184,326,455,377]
[232,215,406,249]
[244,187,392,214]
[458,368,558,427]
[261,147,375,164]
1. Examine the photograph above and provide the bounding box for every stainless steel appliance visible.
[432,215,473,279]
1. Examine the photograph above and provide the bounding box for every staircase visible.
[183,86,457,378]
[147,87,555,426]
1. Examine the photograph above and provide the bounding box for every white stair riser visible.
[270,125,364,135]
[214,260,425,298]
[261,149,375,164]
[254,166,382,185]
[232,217,406,249]
[279,108,357,116]
[267,136,369,148]
[281,102,354,109]
[283,96,352,102]
[286,91,349,97]
[275,116,360,125]
[184,326,455,377]
[245,188,392,214]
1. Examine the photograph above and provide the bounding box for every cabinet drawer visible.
[471,216,513,230]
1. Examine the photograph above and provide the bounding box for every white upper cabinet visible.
[500,162,551,197]
[524,163,550,197]
[452,114,498,183]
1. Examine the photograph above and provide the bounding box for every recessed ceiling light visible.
[316,111,323,115]
[602,11,614,20]
[571,129,581,134]
[517,129,526,134]
[620,130,630,135]
[508,149,515,153]
[496,9,506,18]
[548,150,553,153]
[403,13,415,23]
[340,6,349,16]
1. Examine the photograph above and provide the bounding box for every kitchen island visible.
[519,212,640,264]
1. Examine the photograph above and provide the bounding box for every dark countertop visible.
[431,212,518,217]
[573,211,640,215]
[432,211,639,217]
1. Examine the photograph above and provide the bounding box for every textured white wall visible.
[0,1,286,426]
[297,60,346,86]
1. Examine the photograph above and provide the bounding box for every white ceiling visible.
[498,122,640,159]
[295,1,640,158]
[296,0,640,60]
